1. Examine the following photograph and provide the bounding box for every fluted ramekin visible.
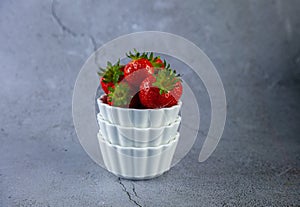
[97,114,181,147]
[98,133,179,180]
[97,96,182,128]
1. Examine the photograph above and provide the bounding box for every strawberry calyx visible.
[152,68,181,95]
[126,49,166,68]
[97,59,124,84]
[147,52,165,68]
[126,49,148,60]
[108,82,132,107]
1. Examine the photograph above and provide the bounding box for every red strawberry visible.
[155,58,164,67]
[129,92,145,109]
[147,52,164,69]
[100,94,108,104]
[139,69,182,108]
[108,82,130,107]
[157,80,182,107]
[98,60,124,94]
[108,81,142,108]
[124,50,154,86]
[100,77,114,95]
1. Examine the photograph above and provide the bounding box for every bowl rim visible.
[98,132,179,150]
[97,94,182,112]
[97,114,181,130]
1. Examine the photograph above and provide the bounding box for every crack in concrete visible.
[276,167,292,177]
[89,35,97,52]
[51,0,80,37]
[88,34,99,65]
[131,182,140,198]
[118,178,142,207]
[51,0,98,65]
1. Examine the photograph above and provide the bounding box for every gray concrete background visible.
[1,0,300,206]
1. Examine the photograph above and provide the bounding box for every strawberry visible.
[97,60,124,94]
[98,50,181,109]
[107,81,146,108]
[129,92,145,109]
[100,77,114,95]
[100,94,108,104]
[139,68,182,108]
[124,50,154,86]
[147,52,165,69]
[155,58,164,68]
[108,81,142,108]
[107,82,131,107]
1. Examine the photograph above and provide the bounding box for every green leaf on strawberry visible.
[97,60,124,94]
[108,82,133,107]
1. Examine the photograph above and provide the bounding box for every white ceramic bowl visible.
[97,96,182,128]
[98,133,179,179]
[97,114,181,147]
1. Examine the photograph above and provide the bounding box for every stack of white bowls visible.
[96,95,182,180]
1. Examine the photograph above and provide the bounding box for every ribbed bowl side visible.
[98,134,179,179]
[97,98,182,128]
[97,116,181,147]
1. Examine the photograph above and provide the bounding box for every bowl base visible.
[107,169,167,180]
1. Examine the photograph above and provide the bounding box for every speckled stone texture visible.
[1,0,300,206]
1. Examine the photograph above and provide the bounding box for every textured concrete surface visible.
[1,0,300,206]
